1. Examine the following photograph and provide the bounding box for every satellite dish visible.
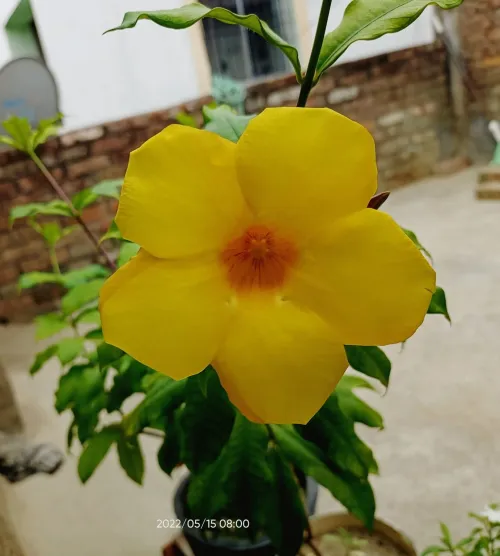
[0,57,60,129]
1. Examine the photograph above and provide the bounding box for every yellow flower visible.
[99,107,435,425]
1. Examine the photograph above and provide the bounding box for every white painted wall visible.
[1,0,203,131]
[306,0,435,64]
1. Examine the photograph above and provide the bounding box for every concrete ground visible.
[1,166,500,555]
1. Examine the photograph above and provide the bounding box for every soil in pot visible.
[300,515,416,556]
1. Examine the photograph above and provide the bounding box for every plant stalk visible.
[297,0,333,107]
[30,151,117,271]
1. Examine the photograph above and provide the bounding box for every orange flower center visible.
[221,225,298,292]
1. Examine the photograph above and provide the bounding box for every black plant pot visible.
[174,474,318,556]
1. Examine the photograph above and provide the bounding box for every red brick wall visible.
[0,41,470,323]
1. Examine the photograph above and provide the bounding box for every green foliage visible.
[315,0,464,81]
[179,369,235,473]
[91,179,123,200]
[187,413,272,536]
[18,265,110,292]
[100,220,122,243]
[34,313,68,340]
[272,425,375,528]
[10,200,73,225]
[61,279,105,315]
[428,287,451,323]
[175,112,198,127]
[0,114,62,152]
[403,228,433,261]
[336,376,384,429]
[203,105,254,143]
[302,393,378,479]
[117,241,140,267]
[107,3,303,83]
[345,346,391,388]
[422,505,500,556]
[78,425,122,483]
[29,345,58,375]
[117,435,145,485]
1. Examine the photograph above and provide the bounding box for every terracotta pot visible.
[300,513,417,556]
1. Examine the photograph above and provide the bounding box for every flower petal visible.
[288,209,436,346]
[100,250,231,379]
[117,125,247,259]
[213,298,348,424]
[236,107,377,241]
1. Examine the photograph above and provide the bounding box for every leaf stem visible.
[29,150,117,271]
[297,0,333,107]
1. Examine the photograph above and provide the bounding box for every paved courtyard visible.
[1,167,500,555]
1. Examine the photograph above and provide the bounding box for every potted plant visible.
[1,0,461,554]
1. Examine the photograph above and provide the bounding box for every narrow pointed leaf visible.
[428,287,451,323]
[107,3,303,82]
[316,0,464,79]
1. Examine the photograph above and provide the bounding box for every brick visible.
[60,145,88,162]
[91,136,131,155]
[61,126,105,147]
[378,110,406,127]
[67,156,111,179]
[327,86,360,105]
[267,85,301,106]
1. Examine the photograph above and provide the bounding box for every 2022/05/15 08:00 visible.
[157,519,251,529]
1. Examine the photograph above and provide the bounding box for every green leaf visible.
[106,358,149,413]
[72,189,98,212]
[32,114,63,150]
[440,523,453,547]
[117,242,140,267]
[91,179,123,200]
[403,229,433,261]
[179,370,235,473]
[303,393,378,479]
[100,220,122,243]
[428,287,451,323]
[56,337,85,365]
[85,328,103,341]
[188,413,271,532]
[40,222,63,247]
[34,313,69,340]
[175,112,198,127]
[203,105,254,142]
[9,200,73,225]
[316,0,464,80]
[345,346,391,388]
[61,265,110,289]
[74,307,101,326]
[55,364,104,413]
[264,446,308,556]
[0,134,18,149]
[61,279,106,315]
[2,115,32,152]
[117,435,144,485]
[272,425,375,528]
[78,425,121,483]
[29,344,58,375]
[336,376,384,429]
[107,4,303,82]
[123,376,186,435]
[157,411,182,476]
[18,272,62,290]
[73,392,107,444]
[97,343,124,370]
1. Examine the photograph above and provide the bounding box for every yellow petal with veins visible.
[288,209,436,346]
[100,250,232,379]
[236,107,377,242]
[117,125,247,259]
[213,297,348,424]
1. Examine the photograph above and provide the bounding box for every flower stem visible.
[30,150,117,271]
[297,0,333,107]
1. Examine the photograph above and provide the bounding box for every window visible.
[202,0,296,82]
[5,0,45,61]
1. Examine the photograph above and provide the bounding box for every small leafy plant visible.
[422,505,500,556]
